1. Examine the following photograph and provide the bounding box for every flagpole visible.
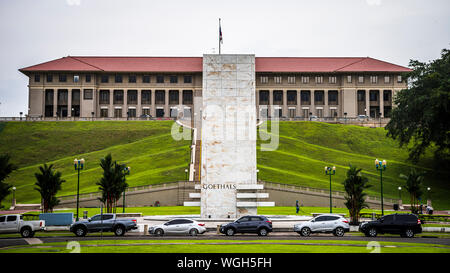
[219,18,221,55]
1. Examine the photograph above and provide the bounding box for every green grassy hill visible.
[257,121,449,209]
[0,121,191,205]
[0,121,448,209]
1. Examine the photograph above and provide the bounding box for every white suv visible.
[294,214,350,237]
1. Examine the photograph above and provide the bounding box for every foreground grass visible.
[2,239,449,253]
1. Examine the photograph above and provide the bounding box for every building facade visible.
[20,56,411,120]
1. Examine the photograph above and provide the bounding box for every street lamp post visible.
[256,169,260,182]
[12,187,16,207]
[73,158,85,221]
[185,168,188,181]
[324,166,336,213]
[122,166,131,213]
[375,159,387,215]
[427,187,431,206]
[398,186,402,201]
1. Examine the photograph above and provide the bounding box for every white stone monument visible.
[195,54,273,219]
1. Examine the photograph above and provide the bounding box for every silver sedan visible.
[148,218,207,236]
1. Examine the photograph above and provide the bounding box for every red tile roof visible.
[19,56,411,73]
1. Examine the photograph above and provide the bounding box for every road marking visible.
[24,238,43,245]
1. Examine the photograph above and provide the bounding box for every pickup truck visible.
[70,213,138,237]
[0,214,45,238]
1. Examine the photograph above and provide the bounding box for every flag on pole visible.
[219,19,223,44]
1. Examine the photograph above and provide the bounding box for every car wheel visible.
[226,228,235,236]
[114,225,125,236]
[404,228,414,238]
[74,226,86,237]
[258,228,268,236]
[189,228,198,236]
[368,227,377,237]
[334,227,345,237]
[20,227,32,238]
[300,227,311,237]
[154,229,164,236]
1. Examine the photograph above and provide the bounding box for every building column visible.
[365,90,370,117]
[269,90,273,118]
[296,90,301,117]
[379,90,384,118]
[255,90,260,119]
[109,90,114,117]
[282,90,287,118]
[324,90,329,117]
[137,89,142,117]
[53,90,58,117]
[164,90,169,117]
[151,90,156,117]
[310,91,315,115]
[123,90,128,118]
[67,89,72,118]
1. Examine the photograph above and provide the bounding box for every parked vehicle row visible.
[0,212,423,238]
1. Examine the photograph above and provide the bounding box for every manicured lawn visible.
[257,121,450,209]
[2,239,449,253]
[0,121,191,204]
[1,121,448,209]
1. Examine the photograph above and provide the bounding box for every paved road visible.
[1,232,449,249]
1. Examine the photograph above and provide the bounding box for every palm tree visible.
[400,168,425,214]
[343,165,372,225]
[0,154,17,209]
[96,154,128,213]
[34,164,65,212]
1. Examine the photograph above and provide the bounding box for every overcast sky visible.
[0,0,449,116]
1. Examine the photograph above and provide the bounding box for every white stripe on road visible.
[24,238,43,245]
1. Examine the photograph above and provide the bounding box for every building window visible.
[287,90,297,105]
[300,91,310,103]
[328,91,338,105]
[347,75,352,83]
[83,89,93,100]
[314,91,324,104]
[370,90,379,101]
[114,90,124,104]
[383,90,392,101]
[287,76,296,84]
[274,76,282,84]
[128,108,136,118]
[59,74,67,82]
[143,75,151,83]
[273,91,283,104]
[74,75,80,83]
[184,75,192,83]
[129,75,137,83]
[358,76,364,83]
[114,108,122,118]
[156,75,164,83]
[46,75,53,82]
[100,109,108,117]
[370,76,378,84]
[183,90,193,104]
[259,90,269,104]
[384,76,390,83]
[141,90,151,104]
[101,75,109,83]
[142,108,150,116]
[170,75,178,83]
[85,75,91,83]
[397,75,402,83]
[127,90,137,104]
[315,76,323,84]
[301,76,309,84]
[115,75,123,83]
[169,90,179,104]
[155,90,165,104]
[34,74,40,82]
[99,90,109,104]
[329,76,337,84]
[260,76,268,84]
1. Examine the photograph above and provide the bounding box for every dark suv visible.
[219,215,273,236]
[359,213,422,238]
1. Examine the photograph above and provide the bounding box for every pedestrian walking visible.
[296,200,299,214]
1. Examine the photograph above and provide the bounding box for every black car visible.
[219,215,273,236]
[359,213,422,238]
